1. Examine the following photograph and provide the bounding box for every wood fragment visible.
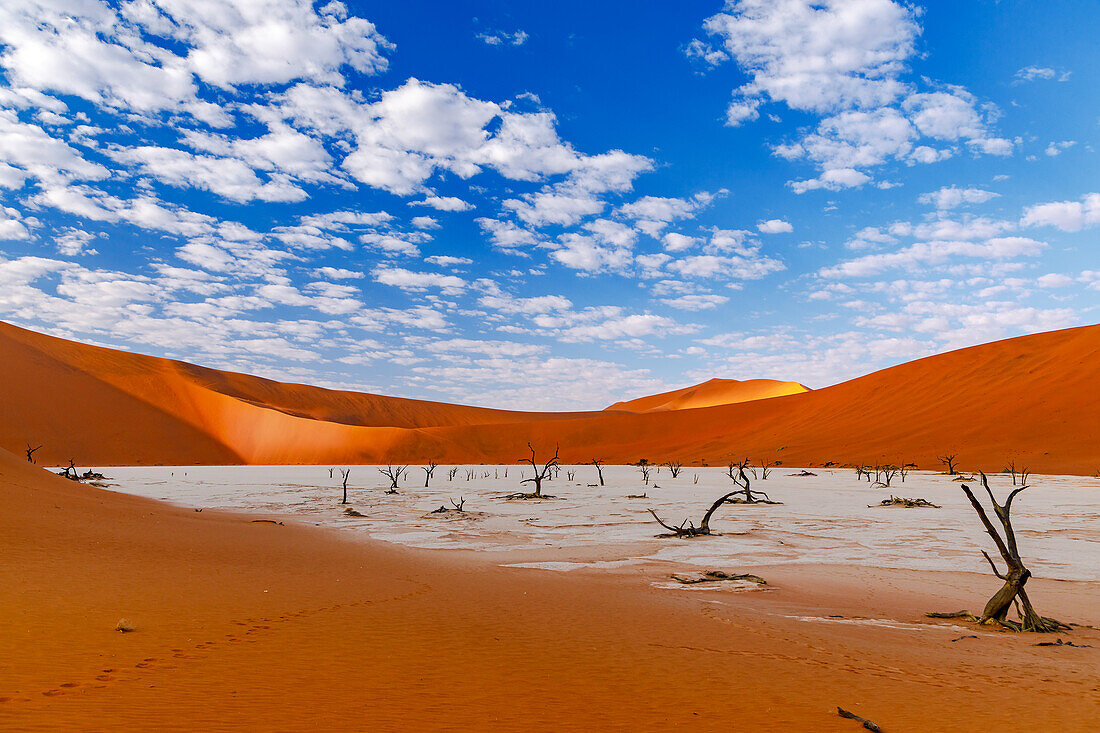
[670,571,767,586]
[1036,638,1091,648]
[837,707,882,732]
[870,495,940,508]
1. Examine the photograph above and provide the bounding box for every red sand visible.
[2,447,1098,731]
[1,320,1098,472]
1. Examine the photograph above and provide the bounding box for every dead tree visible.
[25,443,42,464]
[640,464,651,485]
[723,464,780,504]
[505,443,560,499]
[939,453,959,475]
[647,468,774,537]
[448,467,459,481]
[589,459,605,486]
[758,458,774,480]
[566,469,575,481]
[61,459,78,480]
[665,461,683,478]
[956,472,1069,632]
[379,465,406,492]
[423,461,438,487]
[872,464,899,488]
[329,467,335,478]
[339,469,351,504]
[431,497,466,514]
[1003,459,1029,487]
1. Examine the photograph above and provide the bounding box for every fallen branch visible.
[870,495,940,508]
[670,570,767,585]
[1035,638,1091,648]
[837,707,882,732]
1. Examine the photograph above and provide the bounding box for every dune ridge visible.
[1,320,1098,473]
[605,377,810,413]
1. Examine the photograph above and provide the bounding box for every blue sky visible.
[0,0,1096,409]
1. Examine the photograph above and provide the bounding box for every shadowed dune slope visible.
[605,377,809,412]
[1,320,1098,473]
[0,321,595,465]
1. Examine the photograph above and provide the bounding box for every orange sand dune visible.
[606,377,809,413]
[2,447,1097,731]
[1,320,1098,473]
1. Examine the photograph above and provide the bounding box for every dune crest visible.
[1,320,1098,473]
[606,377,810,413]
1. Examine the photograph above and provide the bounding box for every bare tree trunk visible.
[960,472,1068,632]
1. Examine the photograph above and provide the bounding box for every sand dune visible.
[606,377,809,413]
[1,320,1098,473]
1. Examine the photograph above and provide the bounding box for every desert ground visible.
[3,323,1099,731]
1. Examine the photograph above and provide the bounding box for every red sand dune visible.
[1,320,1098,473]
[606,377,809,413]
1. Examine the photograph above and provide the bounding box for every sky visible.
[0,0,1096,410]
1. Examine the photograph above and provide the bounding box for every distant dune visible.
[1,320,1098,473]
[606,378,809,413]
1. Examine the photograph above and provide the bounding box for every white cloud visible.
[661,293,729,310]
[1014,66,1070,83]
[0,0,392,121]
[1044,140,1076,157]
[414,195,472,211]
[476,217,540,252]
[662,232,698,252]
[789,167,870,193]
[372,266,466,294]
[682,39,729,68]
[424,255,472,267]
[0,110,108,188]
[314,266,364,280]
[704,0,919,117]
[0,206,33,240]
[918,187,999,210]
[821,236,1045,278]
[477,30,529,47]
[1021,193,1100,232]
[110,145,307,202]
[757,218,792,233]
[1037,273,1074,288]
